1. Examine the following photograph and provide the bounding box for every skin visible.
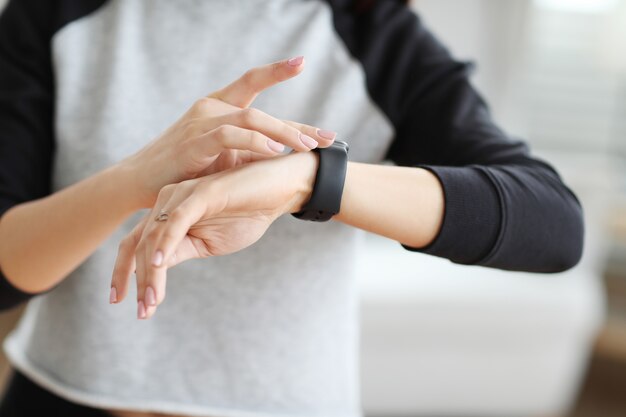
[0,56,444,417]
[0,56,333,294]
[110,149,445,321]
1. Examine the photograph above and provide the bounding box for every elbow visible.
[535,194,585,273]
[483,190,585,274]
[549,202,585,273]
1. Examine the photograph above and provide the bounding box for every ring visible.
[154,209,170,222]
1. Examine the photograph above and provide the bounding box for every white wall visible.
[413,0,528,129]
[416,0,626,155]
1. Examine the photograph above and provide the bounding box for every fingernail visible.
[145,286,157,306]
[266,139,285,153]
[152,250,163,267]
[299,132,318,149]
[137,300,147,319]
[316,129,337,140]
[287,56,304,67]
[109,287,117,304]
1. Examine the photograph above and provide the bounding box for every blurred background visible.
[0,0,624,416]
[357,1,626,416]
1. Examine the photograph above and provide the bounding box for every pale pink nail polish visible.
[299,133,318,149]
[145,286,157,306]
[109,287,117,304]
[152,250,163,267]
[267,139,285,153]
[287,56,304,67]
[316,129,337,140]
[137,300,147,319]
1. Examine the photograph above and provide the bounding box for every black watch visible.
[292,140,349,222]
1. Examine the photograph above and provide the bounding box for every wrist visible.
[290,140,349,222]
[109,160,152,211]
[283,151,319,213]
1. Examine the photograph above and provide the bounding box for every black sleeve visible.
[0,0,58,310]
[327,0,584,273]
[0,0,112,310]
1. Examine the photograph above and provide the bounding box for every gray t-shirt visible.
[3,1,393,416]
[1,0,586,414]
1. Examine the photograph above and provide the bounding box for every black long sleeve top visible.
[0,0,584,311]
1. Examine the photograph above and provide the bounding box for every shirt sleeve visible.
[0,0,58,310]
[327,0,584,272]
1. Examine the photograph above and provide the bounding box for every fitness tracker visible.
[292,140,349,222]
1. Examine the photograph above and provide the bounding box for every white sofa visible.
[357,152,610,416]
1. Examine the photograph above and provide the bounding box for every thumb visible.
[209,56,305,108]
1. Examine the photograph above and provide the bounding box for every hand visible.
[120,56,336,208]
[110,151,319,319]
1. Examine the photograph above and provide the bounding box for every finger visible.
[205,108,319,152]
[149,195,207,276]
[143,236,198,320]
[209,56,305,108]
[136,191,205,319]
[194,149,269,177]
[135,221,168,320]
[165,237,203,268]
[110,214,150,304]
[283,120,337,148]
[134,185,181,319]
[198,125,287,159]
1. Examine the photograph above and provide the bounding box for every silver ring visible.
[154,209,170,222]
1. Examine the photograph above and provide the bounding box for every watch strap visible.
[292,140,349,222]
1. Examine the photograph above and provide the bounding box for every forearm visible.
[0,163,143,293]
[333,162,444,248]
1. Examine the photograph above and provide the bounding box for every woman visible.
[0,0,584,416]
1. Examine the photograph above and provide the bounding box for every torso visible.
[4,1,394,416]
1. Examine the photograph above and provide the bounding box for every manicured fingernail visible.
[299,133,318,149]
[267,139,285,153]
[316,129,337,140]
[137,300,147,319]
[152,250,163,267]
[287,56,304,67]
[109,287,117,304]
[145,286,157,306]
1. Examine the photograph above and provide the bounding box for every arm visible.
[0,165,143,295]
[108,151,443,319]
[326,0,584,272]
[110,2,584,319]
[0,59,329,308]
[0,0,330,309]
[334,162,443,249]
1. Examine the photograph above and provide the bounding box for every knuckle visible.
[180,178,198,193]
[167,208,185,222]
[240,69,255,86]
[160,230,177,244]
[213,124,234,142]
[157,184,176,201]
[191,97,212,113]
[181,120,199,138]
[118,236,133,251]
[134,243,146,256]
[249,130,265,146]
[238,107,259,125]
[271,62,283,79]
[178,139,195,159]
[146,227,161,241]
